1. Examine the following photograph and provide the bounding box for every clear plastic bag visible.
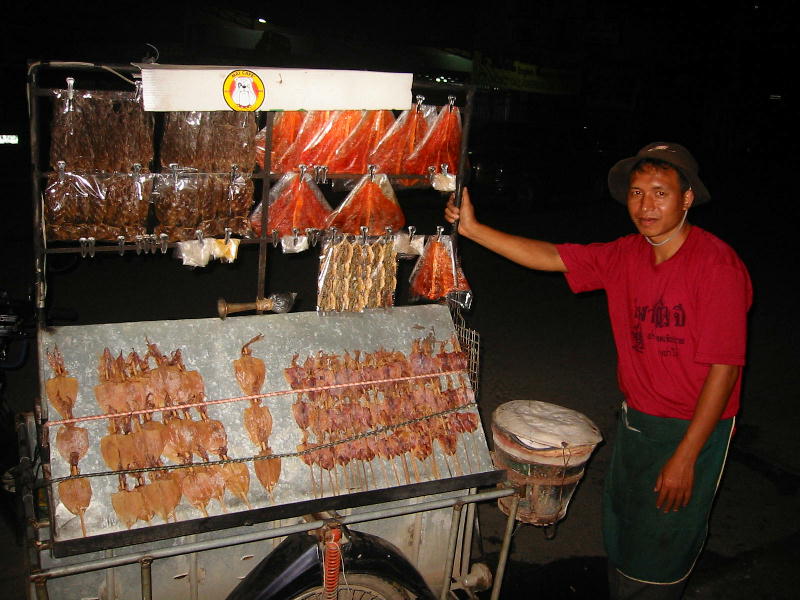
[255,111,304,171]
[317,233,397,312]
[403,100,462,176]
[275,110,332,172]
[367,102,436,186]
[249,170,332,237]
[328,110,395,174]
[325,172,405,235]
[161,112,256,172]
[408,231,472,309]
[299,110,363,167]
[175,239,214,267]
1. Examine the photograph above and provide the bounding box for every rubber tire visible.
[287,573,414,600]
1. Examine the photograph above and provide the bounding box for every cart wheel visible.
[288,573,414,600]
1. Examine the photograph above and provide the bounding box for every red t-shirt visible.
[557,226,752,420]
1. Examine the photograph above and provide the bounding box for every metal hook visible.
[448,95,456,112]
[135,235,144,255]
[367,164,377,181]
[224,227,232,245]
[134,81,143,102]
[169,163,179,186]
[415,95,425,111]
[436,225,444,242]
[292,227,300,245]
[271,230,280,247]
[87,237,96,258]
[79,237,88,258]
[428,165,437,182]
[299,164,308,179]
[306,228,318,246]
[117,236,126,256]
[65,77,75,111]
[314,165,328,184]
[159,233,168,254]
[441,163,449,176]
[407,225,416,242]
[360,226,369,245]
[230,164,240,183]
[56,160,66,183]
[195,229,204,243]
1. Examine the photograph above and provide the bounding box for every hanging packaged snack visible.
[325,168,405,235]
[408,228,472,309]
[317,230,397,312]
[393,226,425,257]
[102,166,153,240]
[298,110,363,167]
[49,80,154,173]
[274,110,332,172]
[249,167,332,238]
[210,112,258,172]
[161,112,256,172]
[328,110,395,174]
[402,97,462,177]
[368,96,437,185]
[154,169,254,241]
[43,167,102,240]
[255,111,304,171]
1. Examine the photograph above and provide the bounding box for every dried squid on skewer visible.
[45,346,78,420]
[233,334,266,398]
[111,486,152,529]
[254,448,282,501]
[55,424,89,475]
[58,478,92,537]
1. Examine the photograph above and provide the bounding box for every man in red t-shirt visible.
[445,142,752,599]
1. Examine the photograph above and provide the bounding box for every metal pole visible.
[256,111,275,306]
[140,557,153,600]
[489,493,519,600]
[439,502,464,600]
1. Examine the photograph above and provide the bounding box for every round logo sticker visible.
[222,70,265,111]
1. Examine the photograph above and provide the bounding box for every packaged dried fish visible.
[299,110,363,167]
[403,99,462,176]
[317,233,397,312]
[325,171,405,235]
[275,110,331,172]
[50,87,94,171]
[328,110,395,174]
[409,231,472,308]
[368,100,436,185]
[255,111,304,171]
[249,170,332,237]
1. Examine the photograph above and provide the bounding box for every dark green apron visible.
[603,403,734,584]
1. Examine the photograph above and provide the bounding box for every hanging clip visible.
[441,163,450,176]
[135,235,144,255]
[292,227,300,245]
[65,77,75,111]
[195,229,204,243]
[448,95,456,112]
[271,230,280,247]
[407,225,416,242]
[56,160,67,183]
[87,237,96,258]
[384,226,393,244]
[367,164,377,182]
[79,237,89,258]
[169,163,180,187]
[134,81,143,102]
[360,225,369,245]
[117,236,126,256]
[415,94,425,111]
[159,233,169,254]
[313,165,328,184]
[428,165,437,183]
[306,228,319,246]
[436,225,444,242]
[298,164,308,179]
[224,227,232,245]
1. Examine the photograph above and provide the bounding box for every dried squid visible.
[275,111,331,172]
[45,346,78,420]
[233,334,266,397]
[255,111,304,171]
[368,101,436,184]
[299,110,363,167]
[58,478,92,537]
[254,449,281,500]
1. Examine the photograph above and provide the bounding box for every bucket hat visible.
[607,142,709,205]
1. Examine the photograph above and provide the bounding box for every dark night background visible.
[0,1,797,598]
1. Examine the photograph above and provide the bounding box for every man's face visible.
[627,165,693,243]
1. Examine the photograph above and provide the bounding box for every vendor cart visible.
[19,61,518,599]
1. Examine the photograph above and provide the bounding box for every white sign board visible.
[136,64,414,112]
